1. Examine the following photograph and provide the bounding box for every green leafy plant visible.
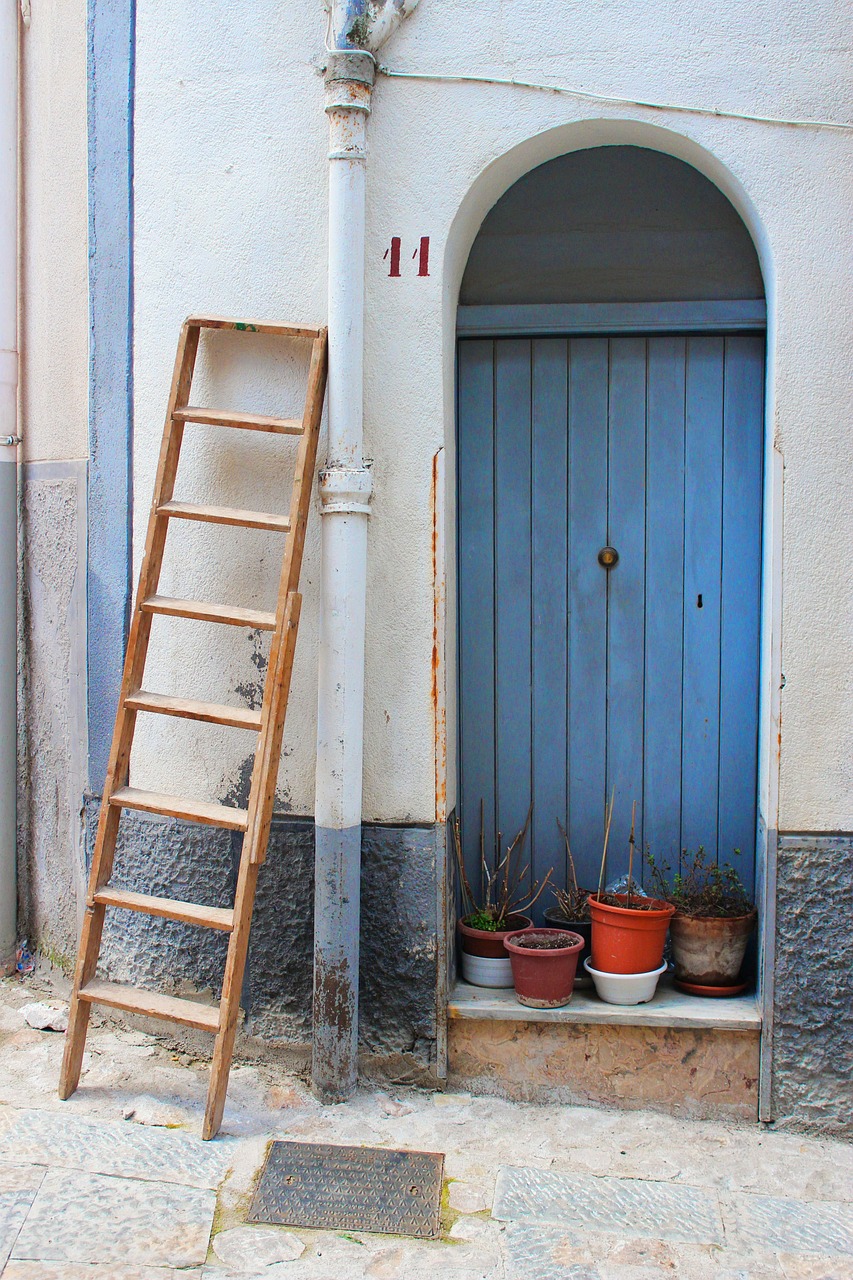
[645,846,754,918]
[452,801,552,930]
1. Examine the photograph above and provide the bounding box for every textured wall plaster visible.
[132,0,853,833]
[771,835,853,1137]
[449,1020,760,1122]
[87,801,442,1070]
[19,0,89,463]
[17,464,88,963]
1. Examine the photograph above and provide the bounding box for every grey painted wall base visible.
[772,834,853,1137]
[83,802,443,1073]
[18,462,89,965]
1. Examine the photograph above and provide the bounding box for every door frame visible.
[453,298,779,1120]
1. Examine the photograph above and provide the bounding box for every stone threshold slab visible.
[448,980,762,1030]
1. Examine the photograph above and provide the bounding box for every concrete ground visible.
[0,973,851,1280]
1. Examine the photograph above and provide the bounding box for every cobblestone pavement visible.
[0,975,851,1279]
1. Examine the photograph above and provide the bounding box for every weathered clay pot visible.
[669,910,757,985]
[588,893,675,975]
[459,913,533,988]
[504,929,584,1008]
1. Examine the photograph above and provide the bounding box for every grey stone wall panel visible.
[84,803,439,1066]
[772,835,853,1136]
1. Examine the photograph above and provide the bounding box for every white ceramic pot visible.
[461,950,514,988]
[583,957,666,1005]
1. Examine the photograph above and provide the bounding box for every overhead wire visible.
[378,66,853,132]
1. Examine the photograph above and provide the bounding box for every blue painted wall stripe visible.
[87,0,135,790]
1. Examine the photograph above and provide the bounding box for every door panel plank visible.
[607,337,647,870]
[644,337,687,879]
[568,339,609,889]
[681,337,725,866]
[457,340,497,887]
[494,340,533,884]
[532,339,569,900]
[718,335,764,892]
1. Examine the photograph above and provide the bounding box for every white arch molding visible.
[437,117,782,1119]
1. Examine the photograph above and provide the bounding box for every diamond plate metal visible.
[247,1141,445,1239]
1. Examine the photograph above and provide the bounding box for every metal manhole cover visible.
[247,1140,445,1239]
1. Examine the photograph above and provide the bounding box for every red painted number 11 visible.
[384,236,430,277]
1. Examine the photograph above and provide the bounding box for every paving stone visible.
[0,1187,41,1269]
[501,1222,603,1280]
[0,1109,232,1188]
[723,1192,853,1257]
[493,1166,724,1245]
[212,1225,305,1269]
[0,1161,45,1193]
[448,1178,493,1213]
[3,1265,202,1279]
[11,1168,216,1267]
[778,1254,853,1280]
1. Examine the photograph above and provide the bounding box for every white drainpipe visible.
[313,0,419,1101]
[312,43,375,1104]
[0,0,19,966]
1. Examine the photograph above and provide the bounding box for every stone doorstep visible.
[449,979,762,1030]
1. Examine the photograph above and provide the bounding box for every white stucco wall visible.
[20,0,89,463]
[132,0,853,832]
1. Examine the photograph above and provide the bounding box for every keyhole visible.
[697,594,703,609]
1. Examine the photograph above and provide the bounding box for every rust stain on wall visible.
[431,449,447,824]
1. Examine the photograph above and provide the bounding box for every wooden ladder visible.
[59,315,328,1140]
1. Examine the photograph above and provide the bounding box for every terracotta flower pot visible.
[459,913,533,988]
[588,893,675,975]
[503,929,584,1008]
[669,909,757,986]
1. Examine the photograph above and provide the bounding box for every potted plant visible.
[646,847,757,995]
[452,803,552,988]
[587,797,675,977]
[544,819,593,986]
[503,928,585,1008]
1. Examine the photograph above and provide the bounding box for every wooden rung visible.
[125,690,262,731]
[110,786,249,831]
[93,887,234,932]
[78,979,220,1033]
[172,406,302,435]
[158,501,291,532]
[186,315,324,340]
[141,595,277,630]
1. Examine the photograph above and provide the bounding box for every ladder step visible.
[141,595,277,630]
[173,406,302,435]
[78,979,220,1033]
[125,690,262,731]
[110,786,249,830]
[186,315,324,340]
[94,887,235,931]
[158,501,291,532]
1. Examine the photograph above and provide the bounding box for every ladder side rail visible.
[89,319,202,891]
[59,322,200,1100]
[203,591,303,1139]
[279,331,328,604]
[203,331,327,1138]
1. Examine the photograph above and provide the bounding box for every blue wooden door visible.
[457,334,764,906]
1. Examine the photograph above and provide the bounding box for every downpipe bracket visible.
[319,464,373,515]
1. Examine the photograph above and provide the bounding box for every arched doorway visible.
[456,145,766,908]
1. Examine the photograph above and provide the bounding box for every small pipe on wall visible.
[0,0,19,967]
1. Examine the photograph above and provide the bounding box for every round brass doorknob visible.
[598,546,619,568]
